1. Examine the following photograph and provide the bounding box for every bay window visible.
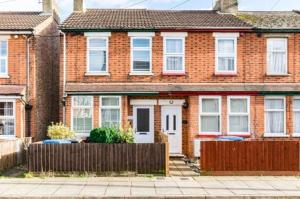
[293,98,300,135]
[267,38,287,75]
[131,37,152,74]
[87,37,108,74]
[0,39,8,76]
[228,97,250,135]
[163,37,185,73]
[100,96,121,128]
[0,100,15,137]
[264,97,286,136]
[199,96,221,134]
[71,96,93,135]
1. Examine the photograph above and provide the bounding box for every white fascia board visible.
[213,32,240,38]
[130,99,157,106]
[84,32,111,37]
[128,32,155,37]
[161,32,188,37]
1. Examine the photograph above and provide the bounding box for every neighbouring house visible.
[60,0,300,157]
[0,0,60,141]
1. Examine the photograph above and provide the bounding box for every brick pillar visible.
[187,96,199,157]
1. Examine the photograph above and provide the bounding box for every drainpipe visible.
[59,30,67,124]
[25,34,33,137]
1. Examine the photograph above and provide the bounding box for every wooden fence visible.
[28,143,169,175]
[201,141,300,175]
[0,138,32,172]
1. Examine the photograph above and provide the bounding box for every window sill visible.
[264,133,289,138]
[0,75,9,79]
[0,136,16,140]
[227,133,251,137]
[292,134,300,137]
[265,73,291,77]
[85,72,110,76]
[162,72,186,76]
[214,72,237,77]
[129,72,154,76]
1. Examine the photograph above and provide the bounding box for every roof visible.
[0,85,25,95]
[0,12,51,31]
[237,11,300,31]
[65,83,300,94]
[60,9,252,31]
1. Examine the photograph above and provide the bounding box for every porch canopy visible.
[0,85,25,96]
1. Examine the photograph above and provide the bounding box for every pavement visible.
[1,176,300,198]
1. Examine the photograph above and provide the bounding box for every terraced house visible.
[0,0,60,140]
[60,0,300,157]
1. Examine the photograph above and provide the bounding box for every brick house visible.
[0,0,60,140]
[60,0,300,157]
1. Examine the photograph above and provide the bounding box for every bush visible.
[47,122,74,140]
[89,124,134,144]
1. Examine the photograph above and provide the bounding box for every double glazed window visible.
[228,97,250,134]
[199,97,221,134]
[100,96,121,128]
[293,99,300,134]
[87,37,108,73]
[164,37,185,73]
[131,38,151,73]
[265,97,285,135]
[267,38,287,75]
[215,38,237,73]
[72,96,93,135]
[0,40,8,76]
[0,101,15,136]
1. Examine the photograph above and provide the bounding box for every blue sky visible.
[0,0,299,19]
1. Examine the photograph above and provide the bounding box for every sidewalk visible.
[1,176,300,198]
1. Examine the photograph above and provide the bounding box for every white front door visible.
[161,106,182,154]
[133,106,154,143]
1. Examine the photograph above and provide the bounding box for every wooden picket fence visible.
[0,138,32,172]
[201,141,300,175]
[28,143,169,175]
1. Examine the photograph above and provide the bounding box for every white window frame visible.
[0,38,8,77]
[215,37,237,74]
[163,36,186,74]
[0,99,16,138]
[293,97,300,137]
[264,96,287,137]
[199,96,222,135]
[99,96,122,128]
[86,37,109,75]
[267,38,288,75]
[227,96,250,135]
[130,37,153,75]
[71,96,94,137]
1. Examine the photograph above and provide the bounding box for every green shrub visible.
[47,122,74,140]
[119,124,134,143]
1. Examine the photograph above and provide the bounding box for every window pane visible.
[265,99,284,110]
[230,99,247,113]
[0,59,6,74]
[218,39,234,54]
[0,119,14,136]
[73,108,92,134]
[89,50,106,72]
[266,112,284,134]
[218,57,234,71]
[166,56,183,71]
[73,96,92,106]
[133,38,150,48]
[294,112,300,133]
[166,39,183,53]
[229,116,248,133]
[270,39,286,51]
[201,116,220,133]
[133,50,150,71]
[101,109,120,128]
[0,41,7,56]
[0,102,13,116]
[137,108,149,132]
[89,38,106,48]
[202,99,219,113]
[268,52,286,74]
[102,97,119,106]
[294,99,300,110]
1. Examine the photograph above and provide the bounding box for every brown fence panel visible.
[28,143,168,175]
[201,141,300,175]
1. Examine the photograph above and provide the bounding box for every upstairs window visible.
[131,38,152,73]
[100,96,121,128]
[163,37,185,73]
[0,100,15,137]
[265,97,286,136]
[0,40,8,76]
[267,38,287,75]
[215,38,237,73]
[72,96,93,135]
[87,37,108,74]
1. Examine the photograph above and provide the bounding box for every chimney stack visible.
[43,0,59,15]
[74,0,85,12]
[214,0,238,14]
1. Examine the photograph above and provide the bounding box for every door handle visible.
[168,133,175,135]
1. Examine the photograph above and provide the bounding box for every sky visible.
[0,0,299,19]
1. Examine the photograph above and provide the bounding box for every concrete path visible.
[169,159,199,176]
[1,176,300,198]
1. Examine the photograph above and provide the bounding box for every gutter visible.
[66,92,158,96]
